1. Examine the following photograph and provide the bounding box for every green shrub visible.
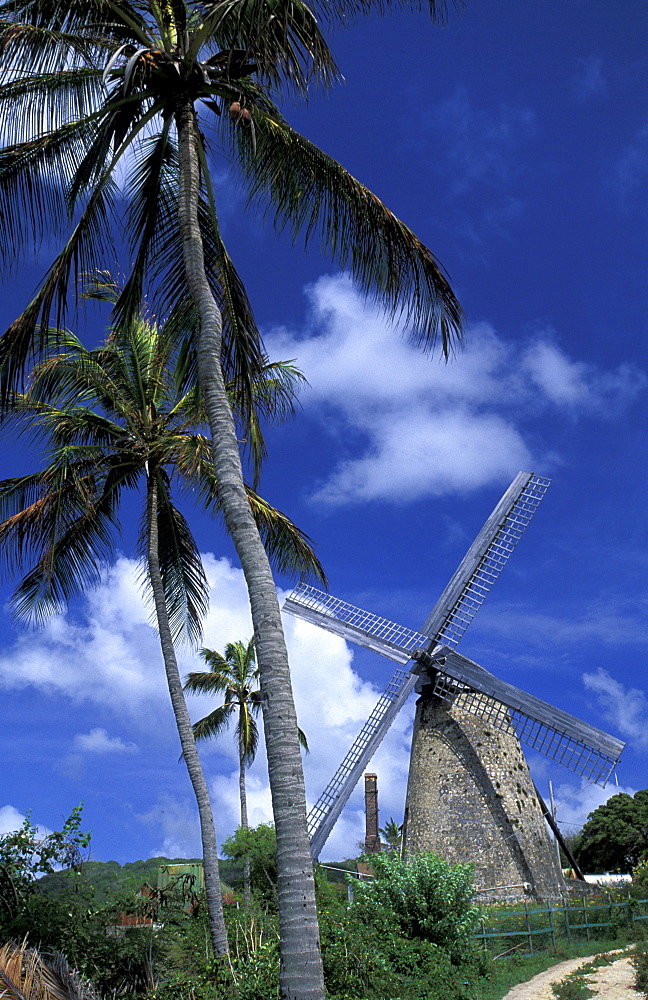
[317,889,488,1000]
[351,851,481,960]
[632,942,648,997]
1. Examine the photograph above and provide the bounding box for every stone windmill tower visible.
[284,474,624,900]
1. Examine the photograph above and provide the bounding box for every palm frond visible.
[132,130,266,412]
[0,461,123,622]
[191,0,339,90]
[191,704,235,742]
[245,487,327,584]
[185,663,231,693]
[142,468,209,645]
[112,122,175,332]
[307,0,462,28]
[0,940,101,1000]
[0,118,104,260]
[237,707,260,765]
[229,109,464,357]
[0,179,118,398]
[174,435,326,584]
[0,69,104,147]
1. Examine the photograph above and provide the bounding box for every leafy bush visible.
[319,899,483,1000]
[351,851,481,959]
[0,804,90,934]
[221,824,278,911]
[632,941,648,997]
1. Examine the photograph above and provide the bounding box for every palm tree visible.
[0,4,464,994]
[185,637,308,904]
[379,818,402,854]
[0,295,324,959]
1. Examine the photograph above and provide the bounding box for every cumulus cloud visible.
[0,557,165,712]
[0,805,51,838]
[265,275,645,506]
[195,611,413,860]
[0,804,29,835]
[0,554,412,861]
[583,668,648,748]
[139,794,203,859]
[73,728,138,755]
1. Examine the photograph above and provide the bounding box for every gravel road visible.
[501,950,641,1000]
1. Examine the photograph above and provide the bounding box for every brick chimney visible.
[364,773,381,854]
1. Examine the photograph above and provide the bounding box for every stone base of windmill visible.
[402,691,566,903]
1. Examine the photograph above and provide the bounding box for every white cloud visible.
[73,728,138,755]
[196,611,414,861]
[0,557,164,712]
[313,406,531,505]
[265,275,645,506]
[0,553,255,723]
[0,805,51,839]
[0,804,29,835]
[522,341,645,413]
[0,554,412,861]
[139,794,202,859]
[583,668,648,748]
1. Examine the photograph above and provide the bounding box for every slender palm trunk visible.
[239,734,251,907]
[176,99,324,1000]
[146,474,229,959]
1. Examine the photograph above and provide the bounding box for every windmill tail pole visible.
[534,785,585,881]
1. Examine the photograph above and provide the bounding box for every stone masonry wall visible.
[402,691,565,901]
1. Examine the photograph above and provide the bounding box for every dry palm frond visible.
[0,942,100,1000]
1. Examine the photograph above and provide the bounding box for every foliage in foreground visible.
[0,807,89,933]
[351,850,481,959]
[6,819,648,1000]
[632,940,648,998]
[222,824,279,912]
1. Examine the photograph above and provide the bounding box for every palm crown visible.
[187,639,264,766]
[0,0,463,396]
[0,281,324,633]
[186,638,308,764]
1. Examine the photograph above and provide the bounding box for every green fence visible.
[471,895,648,955]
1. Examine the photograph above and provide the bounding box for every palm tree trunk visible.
[146,473,229,959]
[175,99,324,1000]
[239,737,251,908]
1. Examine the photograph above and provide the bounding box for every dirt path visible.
[502,950,640,1000]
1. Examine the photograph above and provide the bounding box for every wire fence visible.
[471,893,648,955]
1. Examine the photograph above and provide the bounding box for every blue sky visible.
[0,0,646,866]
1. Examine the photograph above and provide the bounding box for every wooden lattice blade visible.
[417,646,625,784]
[283,584,427,663]
[422,472,552,646]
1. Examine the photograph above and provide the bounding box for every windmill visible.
[283,473,624,899]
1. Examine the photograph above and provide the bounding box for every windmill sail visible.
[285,583,624,782]
[283,471,556,858]
[415,646,624,784]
